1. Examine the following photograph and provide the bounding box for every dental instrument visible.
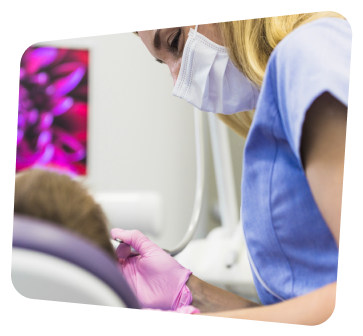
[114,238,140,258]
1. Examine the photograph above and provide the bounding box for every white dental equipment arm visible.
[108,107,205,258]
[166,109,241,257]
[112,108,239,259]
[207,113,239,237]
[164,108,206,256]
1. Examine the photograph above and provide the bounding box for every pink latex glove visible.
[143,305,200,314]
[111,228,193,311]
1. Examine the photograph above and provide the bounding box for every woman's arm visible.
[188,92,346,324]
[300,91,347,246]
[199,281,336,325]
[186,275,261,312]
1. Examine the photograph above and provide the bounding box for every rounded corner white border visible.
[1,1,362,335]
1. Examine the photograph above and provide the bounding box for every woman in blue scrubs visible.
[112,12,350,324]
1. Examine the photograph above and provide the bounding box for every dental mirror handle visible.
[115,238,171,256]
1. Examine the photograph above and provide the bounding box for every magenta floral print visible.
[17,46,89,175]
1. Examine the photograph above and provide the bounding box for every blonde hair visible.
[14,169,115,259]
[217,11,345,138]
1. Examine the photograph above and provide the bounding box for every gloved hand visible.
[111,228,193,311]
[143,305,200,314]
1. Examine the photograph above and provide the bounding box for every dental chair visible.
[12,214,140,308]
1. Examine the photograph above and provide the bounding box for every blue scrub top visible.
[241,17,351,305]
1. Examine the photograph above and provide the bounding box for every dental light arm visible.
[165,108,206,257]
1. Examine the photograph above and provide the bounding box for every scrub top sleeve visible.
[271,18,352,163]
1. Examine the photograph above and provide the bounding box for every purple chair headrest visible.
[12,214,140,309]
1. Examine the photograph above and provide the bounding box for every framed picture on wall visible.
[17,46,89,176]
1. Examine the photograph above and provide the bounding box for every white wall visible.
[37,31,246,251]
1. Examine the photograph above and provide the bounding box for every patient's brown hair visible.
[14,169,115,259]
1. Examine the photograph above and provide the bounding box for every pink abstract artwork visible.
[16,47,88,175]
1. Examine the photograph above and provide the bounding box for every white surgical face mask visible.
[172,26,259,114]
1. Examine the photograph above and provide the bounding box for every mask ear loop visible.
[194,25,199,36]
